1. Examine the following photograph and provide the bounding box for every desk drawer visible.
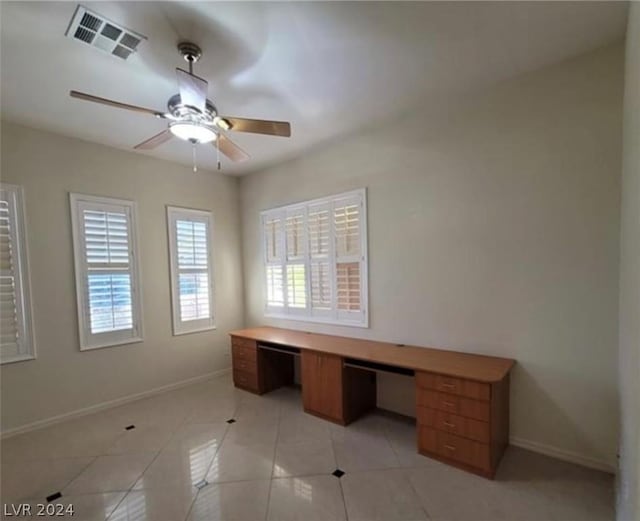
[233,369,259,392]
[416,372,490,401]
[417,390,490,422]
[231,337,257,350]
[419,426,490,471]
[232,344,258,363]
[417,407,490,443]
[232,356,258,375]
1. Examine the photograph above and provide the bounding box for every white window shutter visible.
[0,197,20,359]
[176,219,210,322]
[334,197,364,321]
[264,216,283,263]
[167,207,215,335]
[83,208,134,334]
[71,194,143,350]
[334,199,361,259]
[264,213,285,311]
[285,211,305,261]
[308,203,332,314]
[284,208,307,312]
[336,262,361,311]
[261,189,368,327]
[0,184,35,364]
[265,265,285,308]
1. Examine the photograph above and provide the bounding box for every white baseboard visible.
[510,436,616,474]
[1,368,232,439]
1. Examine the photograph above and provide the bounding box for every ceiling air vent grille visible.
[65,5,146,60]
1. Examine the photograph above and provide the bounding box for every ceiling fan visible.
[69,41,291,169]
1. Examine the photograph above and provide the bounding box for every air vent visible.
[65,5,146,60]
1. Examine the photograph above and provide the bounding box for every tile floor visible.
[1,373,614,520]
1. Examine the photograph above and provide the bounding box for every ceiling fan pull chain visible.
[217,135,221,171]
[192,143,197,172]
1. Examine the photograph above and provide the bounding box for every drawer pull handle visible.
[443,422,455,428]
[443,401,455,407]
[444,444,456,451]
[441,383,455,388]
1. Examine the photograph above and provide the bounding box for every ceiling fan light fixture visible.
[169,122,217,143]
[214,116,232,131]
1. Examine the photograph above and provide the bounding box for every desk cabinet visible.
[416,370,509,478]
[231,337,260,393]
[301,351,345,424]
[231,335,294,395]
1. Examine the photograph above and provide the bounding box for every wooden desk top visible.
[230,327,515,383]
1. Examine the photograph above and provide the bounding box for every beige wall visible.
[0,122,244,433]
[240,45,624,469]
[617,4,640,519]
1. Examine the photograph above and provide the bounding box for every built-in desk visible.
[229,326,515,478]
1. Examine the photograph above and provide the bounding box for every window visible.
[261,188,368,327]
[0,184,35,364]
[167,207,215,335]
[70,193,143,350]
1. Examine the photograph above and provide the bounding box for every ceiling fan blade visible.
[176,68,208,112]
[70,91,166,118]
[134,129,173,150]
[218,116,291,137]
[215,133,249,163]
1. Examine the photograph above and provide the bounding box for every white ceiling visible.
[0,1,628,175]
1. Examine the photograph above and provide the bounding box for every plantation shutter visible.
[71,194,143,350]
[261,189,367,327]
[0,185,34,363]
[285,209,307,310]
[264,215,285,309]
[83,208,134,334]
[334,197,364,319]
[176,219,210,321]
[308,203,332,315]
[167,207,214,335]
[0,194,20,359]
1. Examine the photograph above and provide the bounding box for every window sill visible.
[1,353,36,365]
[173,325,217,337]
[80,336,144,352]
[264,312,369,329]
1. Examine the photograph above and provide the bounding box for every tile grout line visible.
[403,468,434,521]
[143,405,214,521]
[182,389,241,521]
[106,395,216,521]
[337,471,350,521]
[103,447,166,520]
[329,420,350,521]
[197,416,233,480]
[54,455,99,501]
[182,486,202,521]
[263,397,286,521]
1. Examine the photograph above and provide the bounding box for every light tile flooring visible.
[1,373,614,520]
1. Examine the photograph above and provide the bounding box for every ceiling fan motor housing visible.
[167,93,217,122]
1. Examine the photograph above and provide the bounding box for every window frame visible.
[70,193,144,351]
[0,183,36,364]
[260,188,369,328]
[167,206,216,336]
